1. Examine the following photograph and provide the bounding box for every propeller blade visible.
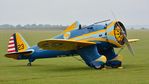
[124,37,135,56]
[117,45,126,55]
[117,37,135,56]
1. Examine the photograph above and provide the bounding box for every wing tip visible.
[128,39,140,43]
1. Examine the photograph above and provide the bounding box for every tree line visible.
[0,24,67,30]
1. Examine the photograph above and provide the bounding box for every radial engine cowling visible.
[106,21,127,48]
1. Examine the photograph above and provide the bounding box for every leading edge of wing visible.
[38,39,96,51]
[128,39,140,43]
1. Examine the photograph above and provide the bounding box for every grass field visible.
[0,29,149,84]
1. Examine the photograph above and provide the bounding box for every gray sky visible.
[0,0,148,25]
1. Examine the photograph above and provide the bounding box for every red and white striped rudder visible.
[7,34,17,53]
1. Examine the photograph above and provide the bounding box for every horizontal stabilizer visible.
[38,39,95,51]
[5,50,33,60]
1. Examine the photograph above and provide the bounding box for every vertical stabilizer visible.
[7,33,30,53]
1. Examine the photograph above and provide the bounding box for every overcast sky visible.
[0,0,148,25]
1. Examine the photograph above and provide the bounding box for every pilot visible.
[79,24,82,29]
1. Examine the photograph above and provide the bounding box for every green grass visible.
[0,29,149,84]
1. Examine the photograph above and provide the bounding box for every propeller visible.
[110,11,135,56]
[117,22,135,56]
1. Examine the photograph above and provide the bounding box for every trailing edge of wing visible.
[38,39,96,51]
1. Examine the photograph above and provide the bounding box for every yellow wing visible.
[128,39,140,43]
[38,39,95,51]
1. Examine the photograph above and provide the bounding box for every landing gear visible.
[95,64,105,69]
[27,62,32,66]
[106,60,122,68]
[27,59,35,66]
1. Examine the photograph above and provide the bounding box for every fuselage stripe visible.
[69,30,106,41]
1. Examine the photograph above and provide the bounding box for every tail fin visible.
[5,33,32,59]
[7,32,30,53]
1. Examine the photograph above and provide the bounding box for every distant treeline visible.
[0,24,148,30]
[0,24,67,30]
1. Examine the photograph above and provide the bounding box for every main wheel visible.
[27,62,32,66]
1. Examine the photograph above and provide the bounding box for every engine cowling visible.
[106,21,127,48]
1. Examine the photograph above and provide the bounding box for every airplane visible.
[5,20,139,69]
